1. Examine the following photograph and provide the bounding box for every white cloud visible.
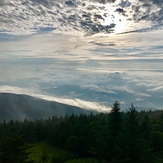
[39,96,111,112]
[148,86,163,92]
[0,0,162,36]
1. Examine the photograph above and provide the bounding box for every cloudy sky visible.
[0,0,163,112]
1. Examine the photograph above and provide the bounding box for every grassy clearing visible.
[26,142,75,163]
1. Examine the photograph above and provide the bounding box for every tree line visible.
[0,102,163,162]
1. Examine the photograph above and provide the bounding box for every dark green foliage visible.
[0,102,163,162]
[0,134,30,163]
[107,101,123,161]
[116,104,153,163]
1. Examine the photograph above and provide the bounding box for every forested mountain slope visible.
[0,102,163,162]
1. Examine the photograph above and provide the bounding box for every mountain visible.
[0,93,96,121]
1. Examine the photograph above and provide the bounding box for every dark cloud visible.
[89,41,116,46]
[80,23,115,35]
[91,0,116,4]
[115,8,126,14]
[132,0,163,24]
[65,0,76,6]
[94,14,104,20]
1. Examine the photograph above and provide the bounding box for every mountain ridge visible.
[0,93,97,121]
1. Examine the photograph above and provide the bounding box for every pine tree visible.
[107,101,123,161]
[117,103,153,163]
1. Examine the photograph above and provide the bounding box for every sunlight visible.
[113,13,130,34]
[99,4,132,34]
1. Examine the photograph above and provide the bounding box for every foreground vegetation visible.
[0,102,163,162]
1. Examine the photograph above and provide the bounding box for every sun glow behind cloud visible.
[98,3,129,34]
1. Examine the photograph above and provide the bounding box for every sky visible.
[0,0,163,112]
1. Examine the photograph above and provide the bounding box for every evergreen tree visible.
[117,103,152,163]
[0,134,29,163]
[107,101,123,161]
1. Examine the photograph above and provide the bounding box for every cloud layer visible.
[0,30,163,111]
[0,0,162,35]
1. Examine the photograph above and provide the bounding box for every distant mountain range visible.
[0,93,97,122]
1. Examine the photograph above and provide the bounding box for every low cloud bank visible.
[0,86,111,113]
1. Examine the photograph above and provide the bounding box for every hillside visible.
[0,102,163,162]
[0,93,96,121]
